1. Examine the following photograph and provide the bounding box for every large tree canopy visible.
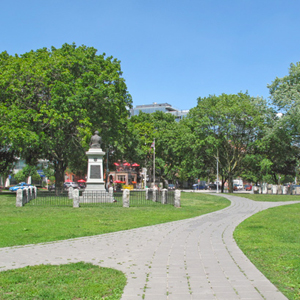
[0,43,132,188]
[183,93,271,192]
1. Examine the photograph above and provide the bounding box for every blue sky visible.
[1,0,300,110]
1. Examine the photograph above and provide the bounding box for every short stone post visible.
[161,188,167,204]
[278,185,282,194]
[296,187,300,195]
[73,189,80,208]
[272,185,277,195]
[123,189,130,208]
[174,190,181,208]
[145,188,149,200]
[153,187,157,202]
[68,187,74,199]
[282,186,288,194]
[262,183,267,194]
[109,186,114,203]
[16,189,23,207]
[33,186,37,199]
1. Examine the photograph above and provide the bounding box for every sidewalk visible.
[0,194,298,299]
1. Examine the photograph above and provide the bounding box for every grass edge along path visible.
[234,194,300,300]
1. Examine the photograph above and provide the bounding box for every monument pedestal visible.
[81,148,113,203]
[85,148,105,191]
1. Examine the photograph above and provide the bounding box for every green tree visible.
[268,61,300,183]
[184,93,270,192]
[0,43,132,189]
[14,170,26,183]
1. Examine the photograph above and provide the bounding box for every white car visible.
[64,182,78,189]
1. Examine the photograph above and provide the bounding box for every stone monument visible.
[85,131,105,191]
[81,131,114,203]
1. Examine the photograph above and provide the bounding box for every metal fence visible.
[26,190,72,206]
[19,188,176,208]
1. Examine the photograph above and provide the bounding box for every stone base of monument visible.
[81,148,115,203]
[80,190,114,203]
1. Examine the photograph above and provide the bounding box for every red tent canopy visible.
[77,179,86,183]
[65,179,72,182]
[113,162,120,166]
[123,162,131,166]
[132,163,140,167]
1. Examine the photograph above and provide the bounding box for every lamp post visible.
[216,150,219,194]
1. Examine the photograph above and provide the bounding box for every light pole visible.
[216,150,219,193]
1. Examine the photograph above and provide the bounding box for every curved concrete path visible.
[0,194,299,299]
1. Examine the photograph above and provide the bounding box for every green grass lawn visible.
[0,191,229,300]
[231,193,300,202]
[234,194,300,300]
[0,262,126,300]
[0,192,230,248]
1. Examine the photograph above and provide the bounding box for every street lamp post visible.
[216,150,219,194]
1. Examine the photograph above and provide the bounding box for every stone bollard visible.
[145,188,149,200]
[73,189,80,208]
[296,187,300,195]
[161,188,167,204]
[282,186,288,194]
[153,188,157,202]
[174,190,181,208]
[109,187,114,203]
[262,183,267,194]
[68,187,74,199]
[123,189,130,208]
[16,189,23,207]
[278,185,282,194]
[272,185,278,195]
[33,186,37,199]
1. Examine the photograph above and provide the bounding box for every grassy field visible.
[0,262,126,300]
[234,194,300,300]
[0,191,229,300]
[231,193,300,202]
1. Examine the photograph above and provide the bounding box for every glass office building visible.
[130,103,189,121]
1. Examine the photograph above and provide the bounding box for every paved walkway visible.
[0,194,299,299]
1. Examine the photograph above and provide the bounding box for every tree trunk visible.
[54,160,66,193]
[228,173,234,193]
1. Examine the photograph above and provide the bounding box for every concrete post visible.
[33,186,37,199]
[123,189,130,207]
[109,187,114,202]
[174,190,181,208]
[145,188,149,200]
[73,189,80,208]
[153,187,157,202]
[272,185,278,195]
[16,189,23,207]
[161,188,167,204]
[68,187,74,199]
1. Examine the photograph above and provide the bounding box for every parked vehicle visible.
[9,182,33,192]
[48,184,55,191]
[208,183,220,190]
[245,184,252,191]
[64,182,79,189]
[168,184,175,190]
[193,184,207,190]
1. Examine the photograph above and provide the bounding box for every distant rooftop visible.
[130,102,189,120]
